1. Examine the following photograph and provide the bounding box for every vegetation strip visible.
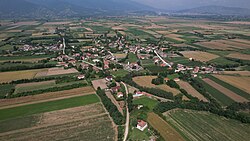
[0,94,99,121]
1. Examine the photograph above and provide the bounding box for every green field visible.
[195,78,234,106]
[126,52,138,63]
[205,75,250,100]
[133,97,159,111]
[0,94,99,121]
[166,109,250,141]
[0,84,15,98]
[0,55,54,62]
[111,69,129,78]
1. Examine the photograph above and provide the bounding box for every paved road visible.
[121,82,129,141]
[154,50,171,67]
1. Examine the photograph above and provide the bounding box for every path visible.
[121,82,129,141]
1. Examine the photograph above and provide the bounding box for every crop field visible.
[197,41,234,50]
[195,78,234,106]
[165,109,250,141]
[148,112,185,141]
[0,68,48,83]
[114,53,127,59]
[177,80,208,102]
[213,75,250,94]
[0,84,15,98]
[181,51,219,62]
[221,71,250,76]
[0,86,95,109]
[0,55,54,62]
[133,76,180,95]
[35,67,79,77]
[203,78,248,103]
[227,53,250,60]
[0,103,116,141]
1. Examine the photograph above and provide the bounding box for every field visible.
[0,103,116,141]
[147,112,185,141]
[35,67,79,77]
[111,69,129,78]
[227,53,250,60]
[213,75,250,94]
[203,78,248,103]
[181,51,219,62]
[0,55,53,62]
[133,76,181,95]
[0,94,99,121]
[164,109,250,141]
[0,68,48,83]
[133,97,159,111]
[221,71,250,76]
[114,53,127,59]
[195,78,234,106]
[177,80,208,102]
[0,86,95,109]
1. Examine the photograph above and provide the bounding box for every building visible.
[136,120,148,131]
[133,91,144,98]
[77,75,85,80]
[106,76,113,82]
[117,92,124,98]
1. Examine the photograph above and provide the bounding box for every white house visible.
[136,120,148,131]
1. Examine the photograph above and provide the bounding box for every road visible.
[154,50,171,67]
[82,60,103,70]
[121,82,129,141]
[62,37,66,55]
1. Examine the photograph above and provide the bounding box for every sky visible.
[132,0,250,10]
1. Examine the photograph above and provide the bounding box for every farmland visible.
[133,76,181,95]
[203,78,248,103]
[165,109,250,141]
[148,112,185,141]
[0,86,95,109]
[0,103,116,141]
[0,69,48,83]
[177,80,208,102]
[213,75,250,94]
[181,51,219,62]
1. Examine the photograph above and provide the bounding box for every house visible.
[164,78,169,82]
[77,75,85,80]
[117,92,124,98]
[174,78,180,82]
[133,91,144,98]
[111,86,121,93]
[106,76,113,82]
[136,120,148,131]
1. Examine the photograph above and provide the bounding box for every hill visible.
[176,5,250,16]
[0,0,153,19]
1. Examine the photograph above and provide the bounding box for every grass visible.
[205,75,250,100]
[166,109,250,141]
[126,53,138,63]
[129,127,150,141]
[0,84,15,98]
[208,57,239,66]
[196,78,234,106]
[133,97,159,111]
[111,69,129,78]
[167,74,180,80]
[0,94,99,121]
